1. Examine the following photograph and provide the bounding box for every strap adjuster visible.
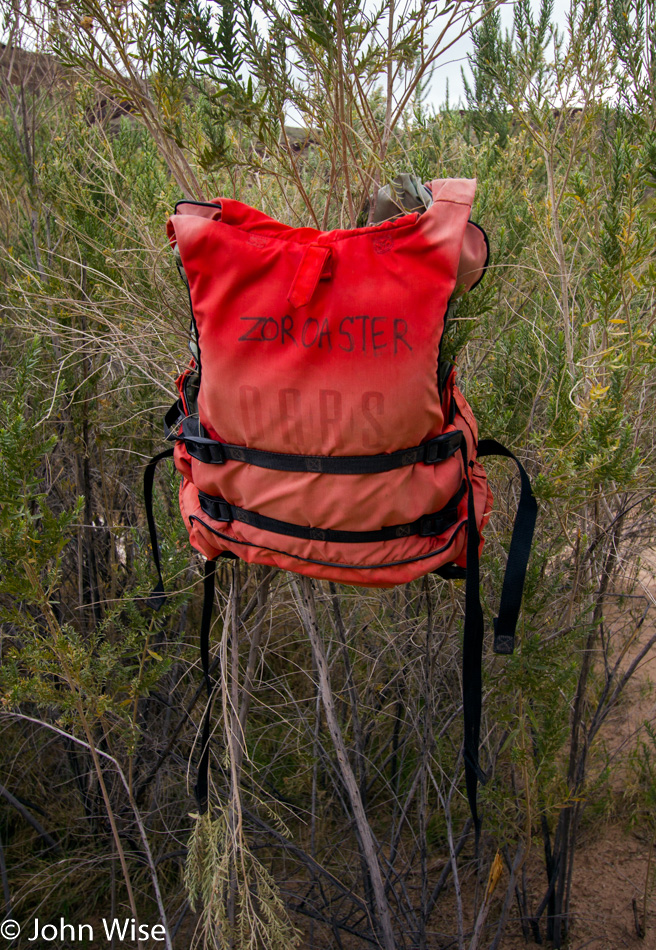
[418,510,452,537]
[422,430,463,464]
[419,512,445,536]
[191,439,225,465]
[198,491,232,522]
[215,499,232,522]
[182,416,225,464]
[419,515,437,536]
[419,492,462,536]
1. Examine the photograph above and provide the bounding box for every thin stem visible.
[293,577,397,950]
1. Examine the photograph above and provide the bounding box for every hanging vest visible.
[146,178,538,834]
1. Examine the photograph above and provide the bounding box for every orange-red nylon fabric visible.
[167,178,492,587]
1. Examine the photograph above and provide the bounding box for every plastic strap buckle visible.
[215,499,232,522]
[191,440,225,465]
[419,500,460,537]
[422,430,463,464]
[419,511,446,536]
[419,514,440,536]
[182,417,225,464]
[199,492,232,523]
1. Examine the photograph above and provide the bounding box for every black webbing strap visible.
[143,448,175,610]
[170,410,463,474]
[197,483,466,544]
[460,440,486,852]
[461,438,537,850]
[194,559,217,814]
[477,439,538,656]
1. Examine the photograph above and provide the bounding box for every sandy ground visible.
[502,551,656,949]
[564,557,656,949]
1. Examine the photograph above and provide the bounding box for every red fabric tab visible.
[287,244,332,309]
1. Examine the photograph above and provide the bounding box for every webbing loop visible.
[287,244,332,309]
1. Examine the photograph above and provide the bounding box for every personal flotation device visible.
[145,178,537,836]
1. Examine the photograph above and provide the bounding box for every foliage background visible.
[0,0,655,946]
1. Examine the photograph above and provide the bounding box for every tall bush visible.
[0,0,655,947]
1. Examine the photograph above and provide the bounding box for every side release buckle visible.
[422,430,463,464]
[198,492,232,523]
[182,416,225,465]
[419,506,459,537]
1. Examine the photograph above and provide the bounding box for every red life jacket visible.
[164,179,498,587]
[147,178,537,832]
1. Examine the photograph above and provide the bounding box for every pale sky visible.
[425,0,572,108]
[282,0,573,124]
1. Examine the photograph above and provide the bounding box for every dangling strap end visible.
[465,749,488,786]
[193,783,209,816]
[194,559,217,816]
[492,617,515,655]
[464,757,484,858]
[146,580,167,612]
